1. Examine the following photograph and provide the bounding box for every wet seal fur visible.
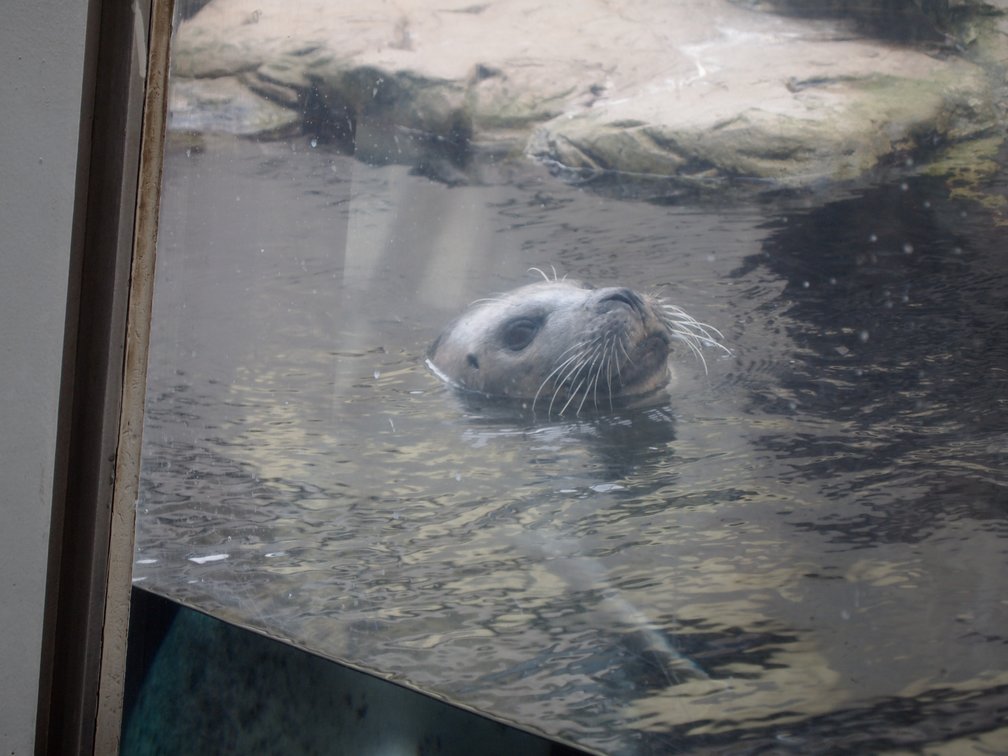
[427,272,727,416]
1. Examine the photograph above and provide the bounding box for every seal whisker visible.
[605,339,617,411]
[528,265,563,283]
[668,328,703,355]
[592,335,613,411]
[533,359,573,403]
[558,336,606,416]
[664,324,714,374]
[548,381,570,416]
[659,307,731,360]
[533,344,593,414]
[682,333,710,373]
[611,336,626,387]
[618,335,633,368]
[667,319,726,349]
[664,321,731,359]
[659,304,728,347]
[559,372,591,416]
[660,305,723,335]
[548,339,603,415]
[552,338,595,362]
[557,345,601,416]
[528,266,551,283]
[576,374,594,415]
[593,348,609,410]
[574,350,598,416]
[580,339,608,414]
[552,356,587,416]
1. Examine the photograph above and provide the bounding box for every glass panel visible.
[133,1,1008,751]
[122,593,565,753]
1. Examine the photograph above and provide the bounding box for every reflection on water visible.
[135,135,1008,753]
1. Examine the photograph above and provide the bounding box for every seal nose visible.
[597,287,645,318]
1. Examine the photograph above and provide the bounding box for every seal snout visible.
[596,287,646,319]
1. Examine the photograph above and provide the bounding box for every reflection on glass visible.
[133,1,1008,752]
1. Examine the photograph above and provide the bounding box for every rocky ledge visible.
[170,0,1008,188]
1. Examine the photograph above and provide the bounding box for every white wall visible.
[0,1,91,751]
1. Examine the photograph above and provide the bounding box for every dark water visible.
[135,134,1008,754]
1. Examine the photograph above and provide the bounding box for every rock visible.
[169,0,1003,187]
[168,76,300,137]
[528,33,996,187]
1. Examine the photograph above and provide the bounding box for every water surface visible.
[135,135,1008,753]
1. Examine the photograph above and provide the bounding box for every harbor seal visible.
[427,274,726,415]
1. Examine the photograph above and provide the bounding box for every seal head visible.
[427,279,724,415]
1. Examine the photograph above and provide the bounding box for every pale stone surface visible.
[169,76,301,136]
[170,0,1002,185]
[529,45,994,185]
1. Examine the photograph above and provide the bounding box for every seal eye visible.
[501,317,542,351]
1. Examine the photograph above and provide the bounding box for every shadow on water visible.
[737,175,1008,545]
[738,0,990,46]
[647,680,1008,754]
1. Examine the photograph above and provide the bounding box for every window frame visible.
[36,0,173,752]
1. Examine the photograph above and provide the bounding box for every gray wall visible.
[1,1,91,751]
